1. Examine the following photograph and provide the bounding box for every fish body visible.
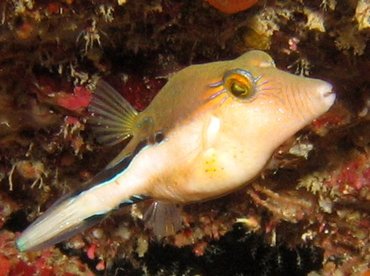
[16,50,335,251]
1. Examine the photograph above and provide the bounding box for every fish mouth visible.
[319,83,336,108]
[323,90,336,106]
[323,90,335,97]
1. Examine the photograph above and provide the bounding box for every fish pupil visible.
[230,81,249,98]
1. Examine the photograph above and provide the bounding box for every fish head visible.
[156,50,336,200]
[204,50,335,153]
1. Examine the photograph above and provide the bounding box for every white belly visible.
[125,114,271,203]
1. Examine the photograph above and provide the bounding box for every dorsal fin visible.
[88,80,138,146]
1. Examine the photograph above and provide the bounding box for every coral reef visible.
[0,0,368,275]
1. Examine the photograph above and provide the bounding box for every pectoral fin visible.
[88,80,138,146]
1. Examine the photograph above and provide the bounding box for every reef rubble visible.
[0,0,368,275]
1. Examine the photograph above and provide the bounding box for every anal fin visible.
[143,201,183,239]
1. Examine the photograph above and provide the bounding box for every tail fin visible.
[16,136,151,252]
[16,193,108,252]
[16,192,147,252]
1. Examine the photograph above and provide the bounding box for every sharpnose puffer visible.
[16,50,335,251]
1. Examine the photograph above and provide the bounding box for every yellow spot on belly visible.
[203,148,221,173]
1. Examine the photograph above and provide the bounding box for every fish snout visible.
[289,78,336,122]
[317,81,336,109]
[299,78,335,118]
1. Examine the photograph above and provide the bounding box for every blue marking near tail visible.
[118,194,148,208]
[83,213,106,224]
[70,138,149,198]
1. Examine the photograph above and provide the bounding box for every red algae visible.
[0,254,11,276]
[10,261,37,276]
[86,243,96,260]
[119,75,166,111]
[0,230,93,275]
[329,153,370,192]
[56,86,92,112]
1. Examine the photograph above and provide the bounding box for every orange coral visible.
[206,0,258,14]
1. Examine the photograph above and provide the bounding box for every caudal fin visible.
[16,193,107,252]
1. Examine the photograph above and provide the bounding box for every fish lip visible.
[316,81,335,108]
[322,88,336,108]
[323,90,335,97]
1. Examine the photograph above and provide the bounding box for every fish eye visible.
[223,69,257,99]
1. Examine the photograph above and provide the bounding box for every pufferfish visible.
[16,50,335,251]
